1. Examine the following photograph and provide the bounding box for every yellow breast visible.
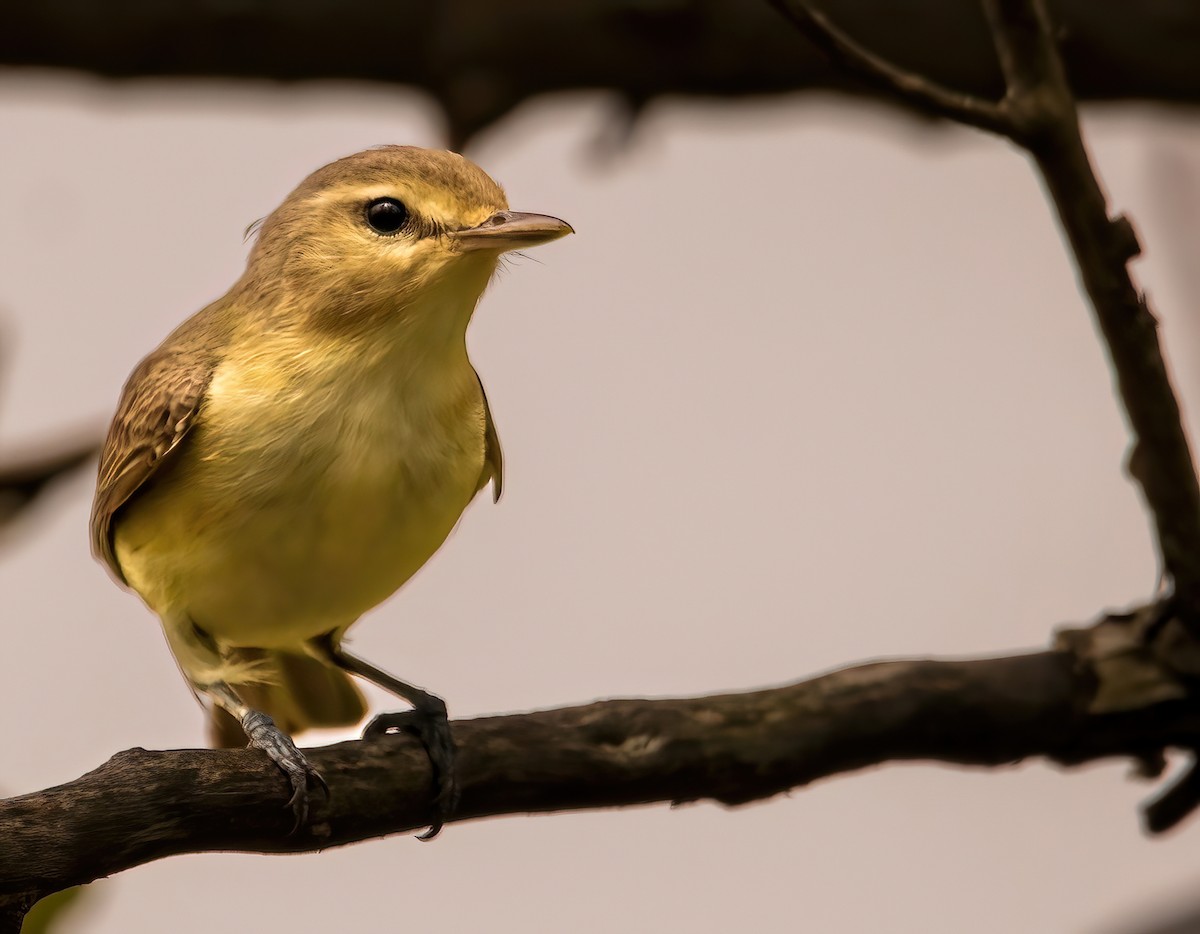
[114,329,487,647]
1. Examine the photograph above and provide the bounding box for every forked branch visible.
[769,0,1200,618]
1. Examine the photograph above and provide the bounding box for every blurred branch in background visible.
[0,437,98,533]
[2,0,1199,147]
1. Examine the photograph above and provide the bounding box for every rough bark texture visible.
[3,1,1200,145]
[1,614,1197,910]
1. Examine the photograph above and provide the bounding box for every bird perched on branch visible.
[90,146,572,835]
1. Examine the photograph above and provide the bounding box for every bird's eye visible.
[364,197,410,235]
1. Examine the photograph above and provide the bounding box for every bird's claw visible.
[242,710,326,833]
[364,704,458,839]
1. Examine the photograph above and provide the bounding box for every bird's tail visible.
[208,649,367,748]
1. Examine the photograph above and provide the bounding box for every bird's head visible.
[242,146,572,340]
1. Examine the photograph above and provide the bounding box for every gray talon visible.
[364,707,457,839]
[242,710,325,832]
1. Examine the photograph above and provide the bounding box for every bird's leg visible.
[315,638,457,839]
[206,680,327,832]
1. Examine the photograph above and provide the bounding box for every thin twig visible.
[769,0,1012,136]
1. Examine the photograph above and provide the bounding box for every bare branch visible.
[768,0,1011,136]
[0,440,98,531]
[3,1,1200,146]
[978,0,1200,618]
[774,0,1200,624]
[1,605,1197,918]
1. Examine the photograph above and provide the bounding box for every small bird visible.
[90,146,572,834]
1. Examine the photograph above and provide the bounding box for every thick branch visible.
[4,1,1200,145]
[2,610,1198,912]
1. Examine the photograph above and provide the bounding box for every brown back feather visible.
[90,308,232,582]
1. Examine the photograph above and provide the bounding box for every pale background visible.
[2,74,1199,933]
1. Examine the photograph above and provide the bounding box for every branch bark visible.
[3,1,1200,146]
[1,606,1196,918]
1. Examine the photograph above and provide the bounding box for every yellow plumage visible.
[90,146,570,828]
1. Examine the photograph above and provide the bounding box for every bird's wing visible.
[90,336,220,583]
[476,375,504,503]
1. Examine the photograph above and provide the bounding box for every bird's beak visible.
[453,211,574,253]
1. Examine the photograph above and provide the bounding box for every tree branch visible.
[0,439,98,531]
[772,0,1200,623]
[4,1,1200,146]
[768,0,1010,135]
[983,0,1200,623]
[1,605,1197,918]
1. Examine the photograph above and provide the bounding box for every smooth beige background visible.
[2,75,1200,932]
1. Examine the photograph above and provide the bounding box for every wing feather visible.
[476,375,504,503]
[93,316,501,583]
[90,324,224,583]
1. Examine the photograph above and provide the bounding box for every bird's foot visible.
[364,702,458,840]
[242,709,327,833]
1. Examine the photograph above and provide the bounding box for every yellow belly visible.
[114,345,487,651]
